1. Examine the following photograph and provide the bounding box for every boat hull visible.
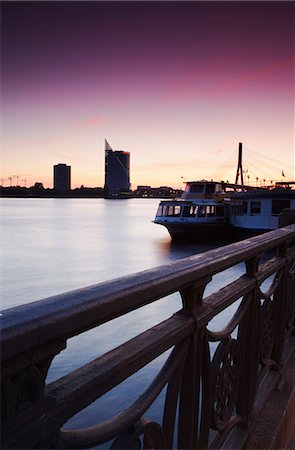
[154,221,230,239]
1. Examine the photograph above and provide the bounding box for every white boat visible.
[229,183,295,232]
[154,180,295,238]
[153,180,237,239]
[154,140,295,239]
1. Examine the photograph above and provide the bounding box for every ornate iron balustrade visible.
[1,225,295,449]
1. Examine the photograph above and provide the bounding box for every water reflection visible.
[2,198,249,446]
[155,232,243,262]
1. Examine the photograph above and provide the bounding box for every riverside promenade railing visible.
[1,225,295,449]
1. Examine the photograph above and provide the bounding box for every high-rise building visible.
[53,164,71,191]
[104,139,130,196]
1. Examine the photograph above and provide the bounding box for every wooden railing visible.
[1,225,295,449]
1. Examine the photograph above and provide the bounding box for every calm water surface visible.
[1,198,244,443]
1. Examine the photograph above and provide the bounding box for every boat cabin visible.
[229,187,295,231]
[153,198,230,239]
[181,180,237,200]
[155,201,226,220]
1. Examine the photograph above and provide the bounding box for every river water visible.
[1,198,244,443]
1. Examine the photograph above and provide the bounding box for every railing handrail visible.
[1,225,295,364]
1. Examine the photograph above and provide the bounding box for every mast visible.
[235,142,244,185]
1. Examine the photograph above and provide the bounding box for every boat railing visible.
[1,224,295,449]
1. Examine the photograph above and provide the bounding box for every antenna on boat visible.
[235,142,244,185]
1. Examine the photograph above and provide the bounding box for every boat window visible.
[156,205,163,216]
[243,202,248,213]
[166,205,181,217]
[198,206,206,217]
[250,201,261,214]
[174,206,181,216]
[216,205,224,217]
[182,205,197,217]
[189,185,204,193]
[197,205,215,217]
[271,199,290,215]
[206,205,215,216]
[205,184,215,194]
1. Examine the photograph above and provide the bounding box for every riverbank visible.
[0,186,182,199]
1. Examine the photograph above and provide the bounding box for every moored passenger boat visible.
[154,142,295,239]
[153,180,239,239]
[154,181,295,239]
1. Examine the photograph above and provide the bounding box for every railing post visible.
[286,253,295,334]
[236,257,261,422]
[178,277,212,449]
[2,339,66,449]
[272,243,288,367]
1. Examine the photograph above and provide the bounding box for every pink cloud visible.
[216,57,294,94]
[78,116,105,127]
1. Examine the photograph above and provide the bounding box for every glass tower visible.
[104,140,130,196]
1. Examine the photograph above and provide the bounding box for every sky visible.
[1,1,294,189]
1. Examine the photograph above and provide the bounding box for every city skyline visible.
[1,1,294,189]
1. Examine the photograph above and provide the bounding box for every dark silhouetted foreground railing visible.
[1,225,295,449]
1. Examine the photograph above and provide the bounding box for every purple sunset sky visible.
[1,1,294,188]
